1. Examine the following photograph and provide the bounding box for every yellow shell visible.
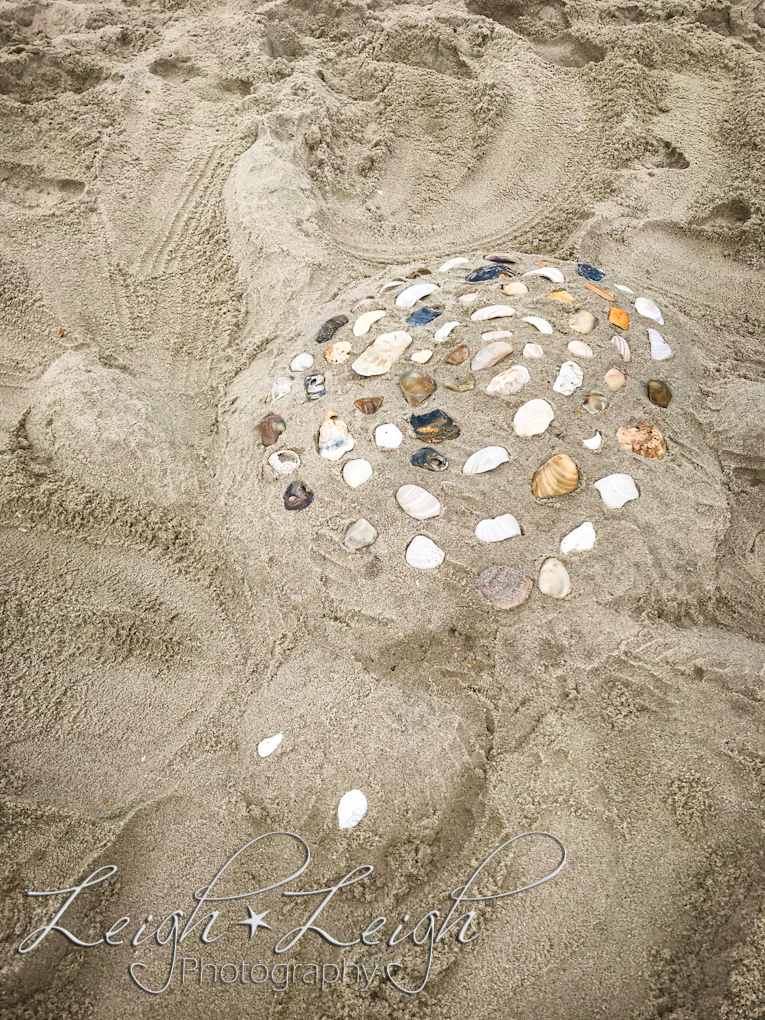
[531,453,579,499]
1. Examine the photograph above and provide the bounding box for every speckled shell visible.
[351,331,412,377]
[475,514,522,543]
[617,423,666,458]
[553,361,584,396]
[343,518,377,551]
[395,282,438,309]
[405,535,445,570]
[475,565,533,610]
[531,454,579,498]
[470,304,516,321]
[410,409,460,442]
[485,364,530,398]
[445,345,470,365]
[608,306,630,330]
[471,341,514,371]
[315,315,348,344]
[538,558,572,599]
[395,484,441,520]
[462,446,510,475]
[324,340,353,365]
[611,335,631,362]
[353,310,386,336]
[318,413,355,461]
[513,398,555,437]
[267,449,300,475]
[593,473,639,509]
[569,310,595,334]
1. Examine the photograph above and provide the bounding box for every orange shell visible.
[531,453,579,498]
[584,282,615,301]
[608,306,630,330]
[547,290,574,303]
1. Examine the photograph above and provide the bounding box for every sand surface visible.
[1,1,765,1017]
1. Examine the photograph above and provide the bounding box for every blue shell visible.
[465,264,515,282]
[407,307,442,327]
[304,373,326,400]
[577,262,605,282]
[411,447,448,471]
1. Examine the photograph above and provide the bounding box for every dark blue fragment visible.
[411,447,448,471]
[465,264,515,282]
[407,307,442,327]
[577,262,605,282]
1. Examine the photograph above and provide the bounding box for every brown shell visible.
[445,374,475,392]
[584,282,615,301]
[547,289,574,303]
[475,565,533,610]
[399,369,436,406]
[531,453,579,498]
[617,423,666,458]
[283,480,313,511]
[648,379,672,408]
[445,344,470,365]
[583,392,608,414]
[315,315,348,344]
[354,396,383,415]
[409,266,432,278]
[534,259,558,268]
[259,414,286,446]
[608,306,630,330]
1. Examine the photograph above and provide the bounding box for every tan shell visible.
[547,289,575,303]
[351,331,412,377]
[513,398,555,437]
[605,368,626,392]
[324,340,353,365]
[352,310,386,336]
[584,282,615,301]
[617,423,666,458]
[502,280,528,297]
[445,344,470,365]
[569,310,595,334]
[523,342,544,359]
[475,565,533,610]
[531,454,579,499]
[486,364,530,398]
[567,339,593,358]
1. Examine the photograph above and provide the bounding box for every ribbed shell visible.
[405,535,445,570]
[611,335,631,362]
[462,446,510,475]
[290,352,314,372]
[531,454,579,498]
[513,398,555,437]
[475,514,522,543]
[342,458,373,489]
[648,328,672,361]
[343,518,377,550]
[395,484,441,520]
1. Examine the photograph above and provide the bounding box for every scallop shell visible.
[462,446,510,475]
[583,392,608,415]
[375,423,403,449]
[395,282,438,309]
[283,480,313,511]
[481,329,513,342]
[567,339,593,358]
[445,345,470,365]
[354,396,383,414]
[471,341,514,371]
[617,423,666,458]
[290,352,314,372]
[405,535,445,570]
[342,458,373,489]
[351,331,412,377]
[456,293,477,304]
[304,372,326,400]
[475,565,533,610]
[338,789,367,829]
[315,315,348,344]
[411,349,433,363]
[439,257,470,272]
[608,306,630,330]
[522,316,554,334]
[470,304,515,321]
[605,368,626,392]
[611,335,631,362]
[594,473,639,509]
[324,340,353,365]
[531,454,579,498]
[553,361,583,396]
[486,364,530,398]
[399,368,436,405]
[548,290,575,303]
[475,514,522,543]
[538,558,572,599]
[584,282,615,301]
[257,732,283,758]
[259,414,286,446]
[318,412,355,461]
[434,321,460,342]
[522,266,565,283]
[560,521,596,555]
[344,518,377,550]
[523,342,544,359]
[396,484,441,520]
[269,377,292,402]
[513,398,555,437]
[582,431,602,450]
[648,379,672,407]
[635,297,664,324]
[569,310,595,334]
[648,328,672,361]
[502,281,528,297]
[353,310,386,336]
[267,449,300,475]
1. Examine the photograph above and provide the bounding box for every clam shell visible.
[354,396,383,414]
[267,449,300,475]
[485,252,518,264]
[567,339,593,358]
[548,289,575,303]
[481,330,513,342]
[315,315,348,344]
[522,315,553,334]
[456,293,477,304]
[582,431,602,450]
[611,335,631,362]
[411,447,448,471]
[304,372,326,400]
[648,328,672,361]
[605,368,626,392]
[283,480,313,511]
[583,392,608,414]
[338,789,367,829]
[617,423,666,458]
[569,310,595,334]
[594,472,639,509]
[648,379,672,408]
[396,484,441,520]
[395,282,438,309]
[290,352,314,372]
[560,521,596,555]
[475,514,522,543]
[257,732,283,758]
[531,454,579,498]
[608,306,630,330]
[538,558,572,599]
[434,321,460,342]
[405,535,445,570]
[475,565,533,610]
[445,345,470,365]
[318,412,355,461]
[577,262,605,282]
[343,518,377,550]
[399,368,436,405]
[342,458,373,489]
[375,423,403,449]
[470,304,515,321]
[462,446,510,475]
[259,414,287,446]
[353,310,386,336]
[411,408,460,441]
[324,340,353,365]
[635,296,664,324]
[615,284,634,294]
[439,257,469,272]
[471,341,514,371]
[411,349,433,363]
[584,282,615,301]
[553,361,583,396]
[522,266,565,283]
[380,280,406,294]
[523,342,544,359]
[513,398,555,437]
[269,377,292,402]
[351,331,412,377]
[486,364,530,398]
[502,281,528,297]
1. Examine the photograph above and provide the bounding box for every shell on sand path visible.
[338,789,368,828]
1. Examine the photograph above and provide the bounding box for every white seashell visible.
[522,266,565,283]
[635,296,664,324]
[352,331,412,376]
[434,321,460,342]
[438,257,469,272]
[456,293,477,304]
[553,361,584,396]
[342,458,373,489]
[503,280,528,296]
[353,310,386,336]
[269,377,292,402]
[648,328,672,361]
[523,342,544,359]
[594,473,639,509]
[380,279,406,293]
[411,349,433,363]
[338,789,367,829]
[611,335,631,362]
[615,284,634,294]
[567,339,593,358]
[582,431,602,450]
[396,484,441,520]
[471,341,514,371]
[395,282,438,309]
[470,304,515,321]
[513,398,555,437]
[268,449,301,475]
[538,557,572,599]
[560,521,595,555]
[462,446,510,475]
[257,732,283,758]
[343,518,377,550]
[486,364,530,398]
[375,423,403,449]
[290,352,314,372]
[475,514,522,543]
[319,413,355,461]
[405,535,445,570]
[481,330,513,342]
[522,315,554,334]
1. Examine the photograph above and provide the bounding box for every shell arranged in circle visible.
[315,314,348,344]
[605,368,626,392]
[560,521,596,555]
[475,514,522,543]
[522,315,554,334]
[268,449,300,475]
[434,320,460,342]
[399,368,436,405]
[411,349,433,363]
[568,339,593,358]
[648,379,672,408]
[259,414,286,446]
[531,454,579,498]
[608,306,630,330]
[538,558,572,599]
[344,518,377,550]
[475,565,533,610]
[635,296,664,325]
[439,256,469,272]
[456,293,477,304]
[354,395,383,414]
[522,266,565,283]
[396,484,441,520]
[577,262,605,282]
[513,398,555,437]
[481,329,513,342]
[548,289,575,303]
[411,447,448,471]
[338,789,368,829]
[471,340,514,372]
[465,264,514,282]
[445,344,470,365]
[503,280,528,297]
[351,298,374,314]
[648,328,672,361]
[410,408,460,442]
[523,342,544,359]
[485,252,517,264]
[342,458,373,489]
[617,423,666,458]
[324,340,353,365]
[305,372,326,400]
[594,472,639,509]
[582,431,602,450]
[486,364,530,398]
[318,412,354,461]
[445,374,475,392]
[351,331,412,377]
[470,304,516,321]
[283,480,314,511]
[405,535,445,570]
[462,446,510,475]
[583,392,608,415]
[375,423,403,449]
[353,309,386,336]
[585,282,615,301]
[395,282,438,309]
[290,352,314,372]
[408,307,442,328]
[269,377,292,402]
[553,361,584,396]
[611,335,631,362]
[569,310,595,335]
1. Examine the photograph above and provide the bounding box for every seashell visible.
[513,398,555,437]
[405,535,445,570]
[594,473,639,509]
[315,314,348,344]
[344,518,377,551]
[375,423,403,449]
[553,361,584,396]
[484,252,518,264]
[395,282,438,309]
[407,307,442,328]
[605,367,626,392]
[434,321,460,342]
[560,521,596,555]
[475,565,533,610]
[648,379,672,408]
[396,484,441,520]
[351,331,412,377]
[445,345,470,365]
[409,267,432,278]
[568,339,593,358]
[411,447,448,471]
[486,364,530,398]
[648,328,672,361]
[290,352,314,372]
[283,480,313,511]
[635,297,664,325]
[569,310,595,334]
[503,280,528,297]
[410,408,460,442]
[268,449,300,474]
[465,264,514,282]
[471,341,514,371]
[522,266,565,283]
[318,412,354,461]
[439,256,470,272]
[548,289,575,303]
[617,423,666,459]
[538,558,572,599]
[456,293,477,304]
[305,372,326,400]
[351,297,374,314]
[353,310,386,336]
[462,445,510,475]
[445,374,475,392]
[475,514,522,543]
[577,262,605,282]
[354,395,383,415]
[611,335,631,362]
[269,377,292,402]
[584,282,615,301]
[338,789,367,829]
[583,392,608,415]
[399,368,436,406]
[531,454,579,498]
[411,349,433,364]
[481,329,513,342]
[324,340,353,365]
[259,414,287,446]
[582,431,602,450]
[470,304,515,322]
[608,306,630,330]
[342,458,373,489]
[615,284,634,294]
[522,315,554,334]
[380,280,406,293]
[257,732,283,758]
[523,342,545,359]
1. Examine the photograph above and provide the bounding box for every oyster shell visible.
[547,289,575,303]
[513,398,555,437]
[342,458,373,489]
[318,412,355,461]
[269,377,292,402]
[594,472,639,509]
[434,320,460,342]
[486,364,530,398]
[315,314,348,344]
[569,310,595,334]
[611,335,631,361]
[648,328,672,361]
[608,306,630,330]
[462,445,510,475]
[502,280,528,297]
[531,454,579,498]
[343,518,377,551]
[617,423,666,458]
[353,310,386,336]
[267,449,300,475]
[635,296,664,325]
[375,423,403,449]
[351,331,412,377]
[538,558,572,599]
[577,262,605,282]
[408,307,442,328]
[405,535,445,570]
[445,344,470,365]
[560,521,596,555]
[583,392,608,415]
[522,315,554,334]
[471,341,514,371]
[648,379,672,408]
[257,732,283,758]
[395,282,438,309]
[522,266,565,283]
[259,414,286,446]
[283,480,313,511]
[290,352,314,372]
[411,447,448,471]
[470,304,516,321]
[399,368,436,406]
[584,282,615,301]
[338,789,367,829]
[475,514,522,543]
[411,349,433,363]
[475,565,533,610]
[396,484,441,520]
[304,372,326,400]
[568,339,593,358]
[523,342,545,359]
[605,368,626,392]
[439,257,469,272]
[324,340,353,365]
[410,408,460,442]
[553,361,584,396]
[354,396,383,414]
[582,431,602,450]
